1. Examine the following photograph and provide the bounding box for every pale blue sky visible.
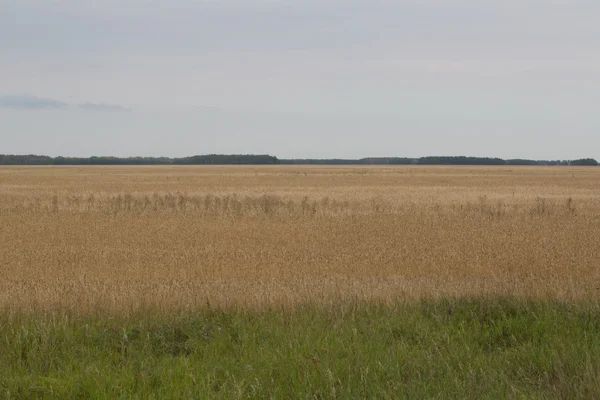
[1,0,599,159]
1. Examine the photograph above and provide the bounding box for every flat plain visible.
[2,165,600,398]
[1,165,599,313]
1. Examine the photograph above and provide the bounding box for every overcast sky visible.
[1,0,599,159]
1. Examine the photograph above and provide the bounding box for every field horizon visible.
[2,165,600,398]
[1,165,599,313]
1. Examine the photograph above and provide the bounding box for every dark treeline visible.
[175,155,279,165]
[280,157,414,165]
[0,154,597,166]
[281,156,599,166]
[0,154,279,165]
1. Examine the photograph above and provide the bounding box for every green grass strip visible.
[1,298,600,399]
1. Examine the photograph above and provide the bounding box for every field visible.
[1,165,600,398]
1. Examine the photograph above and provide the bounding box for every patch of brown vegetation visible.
[1,165,599,314]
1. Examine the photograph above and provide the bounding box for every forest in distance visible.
[0,153,598,166]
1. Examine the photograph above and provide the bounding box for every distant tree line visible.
[174,155,279,165]
[0,154,279,165]
[281,157,598,166]
[280,158,415,165]
[0,154,597,166]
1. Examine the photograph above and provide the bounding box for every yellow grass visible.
[1,165,599,314]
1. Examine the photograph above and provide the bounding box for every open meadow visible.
[1,165,600,312]
[1,165,600,398]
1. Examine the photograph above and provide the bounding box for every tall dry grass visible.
[1,165,599,314]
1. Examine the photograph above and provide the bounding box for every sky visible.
[1,0,599,159]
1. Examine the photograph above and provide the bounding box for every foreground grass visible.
[1,299,600,399]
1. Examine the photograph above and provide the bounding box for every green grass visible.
[1,299,600,399]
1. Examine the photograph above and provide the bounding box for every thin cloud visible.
[78,102,131,112]
[0,94,67,109]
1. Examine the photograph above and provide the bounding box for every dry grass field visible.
[1,165,599,314]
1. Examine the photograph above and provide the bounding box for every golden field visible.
[1,165,599,314]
